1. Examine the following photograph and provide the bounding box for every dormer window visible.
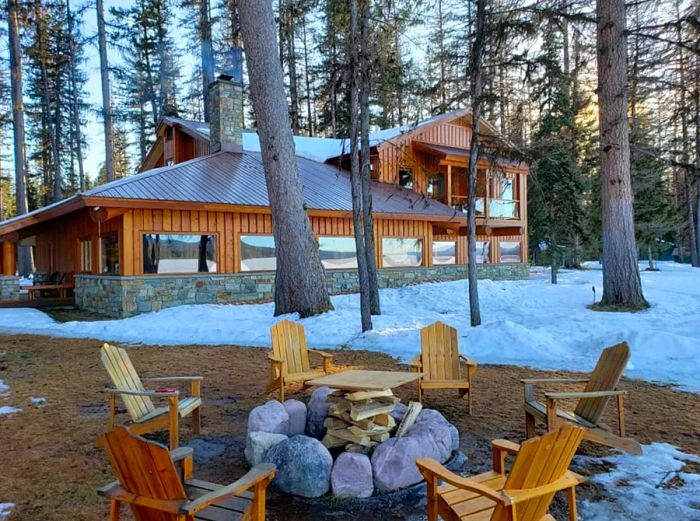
[399,168,413,189]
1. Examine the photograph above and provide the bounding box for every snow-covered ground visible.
[579,443,700,520]
[1,261,698,391]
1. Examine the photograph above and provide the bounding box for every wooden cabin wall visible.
[27,208,121,277]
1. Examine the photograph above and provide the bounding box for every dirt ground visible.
[0,334,698,520]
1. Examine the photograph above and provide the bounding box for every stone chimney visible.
[209,47,244,153]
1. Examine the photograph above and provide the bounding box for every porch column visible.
[2,241,16,276]
[446,164,452,206]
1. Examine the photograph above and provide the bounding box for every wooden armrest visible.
[416,458,510,506]
[520,378,589,385]
[171,446,194,462]
[98,481,184,513]
[492,439,520,455]
[459,355,477,366]
[506,471,584,504]
[409,355,422,368]
[105,388,179,397]
[307,349,333,359]
[268,355,284,363]
[545,390,627,400]
[143,376,203,382]
[181,463,276,515]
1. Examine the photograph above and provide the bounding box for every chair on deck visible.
[101,343,203,450]
[416,424,586,521]
[99,426,275,521]
[410,321,477,414]
[266,319,333,401]
[522,341,641,454]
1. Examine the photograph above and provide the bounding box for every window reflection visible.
[382,238,423,267]
[143,234,217,274]
[319,237,357,269]
[499,241,521,262]
[432,241,455,265]
[240,235,276,271]
[475,241,490,264]
[101,233,120,274]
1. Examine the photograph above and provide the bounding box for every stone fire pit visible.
[245,387,461,499]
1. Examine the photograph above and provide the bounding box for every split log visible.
[345,389,393,401]
[349,397,399,422]
[395,401,422,438]
[328,428,372,447]
[322,433,349,449]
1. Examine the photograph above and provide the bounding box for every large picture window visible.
[240,235,276,271]
[382,238,423,267]
[143,234,217,274]
[499,241,521,262]
[101,233,120,274]
[318,237,357,269]
[432,240,456,265]
[475,240,490,264]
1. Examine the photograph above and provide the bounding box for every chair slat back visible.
[101,343,155,421]
[420,321,460,381]
[101,427,186,521]
[492,424,585,521]
[574,342,630,424]
[270,320,310,375]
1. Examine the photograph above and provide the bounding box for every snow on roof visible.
[242,132,346,163]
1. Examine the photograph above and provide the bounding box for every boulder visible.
[306,386,334,438]
[406,419,452,463]
[284,399,307,436]
[371,436,424,492]
[248,400,289,435]
[390,402,408,422]
[245,431,288,466]
[448,424,460,452]
[331,452,374,498]
[265,435,333,498]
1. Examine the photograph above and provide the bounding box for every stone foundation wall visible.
[75,263,529,318]
[0,276,20,302]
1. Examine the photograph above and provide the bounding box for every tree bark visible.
[359,0,380,316]
[200,0,215,122]
[238,0,332,317]
[596,0,647,308]
[349,0,372,331]
[466,0,485,327]
[97,0,115,182]
[284,0,300,133]
[302,15,314,136]
[8,0,31,274]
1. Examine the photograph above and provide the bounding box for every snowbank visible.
[1,262,699,391]
[0,504,15,521]
[580,443,700,520]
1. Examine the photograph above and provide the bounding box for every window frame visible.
[432,240,456,265]
[78,236,92,273]
[381,236,424,268]
[140,232,220,275]
[100,232,121,275]
[239,233,277,272]
[317,236,358,270]
[498,240,522,263]
[398,167,414,190]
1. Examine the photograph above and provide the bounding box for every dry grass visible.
[0,334,698,520]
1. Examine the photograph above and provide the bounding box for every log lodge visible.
[0,74,529,317]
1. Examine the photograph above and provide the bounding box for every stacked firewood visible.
[321,389,420,453]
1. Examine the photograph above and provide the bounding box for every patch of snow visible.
[579,443,700,520]
[29,397,46,407]
[242,133,346,163]
[0,503,15,521]
[0,406,21,415]
[0,379,9,396]
[0,262,698,391]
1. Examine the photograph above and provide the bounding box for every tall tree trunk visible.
[359,0,380,316]
[675,0,699,267]
[200,0,215,122]
[97,0,115,182]
[284,0,300,133]
[238,0,333,317]
[302,15,314,136]
[437,0,447,111]
[349,0,372,331]
[67,0,86,192]
[8,0,31,274]
[596,0,647,308]
[466,0,485,327]
[34,0,62,202]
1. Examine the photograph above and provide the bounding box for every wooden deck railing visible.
[449,196,520,219]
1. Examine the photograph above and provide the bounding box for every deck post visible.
[2,241,16,276]
[446,164,452,207]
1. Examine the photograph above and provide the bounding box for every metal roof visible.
[85,151,461,219]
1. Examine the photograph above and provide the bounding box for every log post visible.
[2,241,16,276]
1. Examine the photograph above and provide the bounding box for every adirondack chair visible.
[101,343,203,450]
[409,321,477,414]
[98,426,275,521]
[522,341,641,454]
[266,319,333,401]
[416,424,586,521]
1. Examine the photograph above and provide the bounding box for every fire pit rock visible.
[248,400,289,435]
[265,435,333,498]
[284,399,307,436]
[331,452,374,498]
[245,431,288,466]
[306,386,334,438]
